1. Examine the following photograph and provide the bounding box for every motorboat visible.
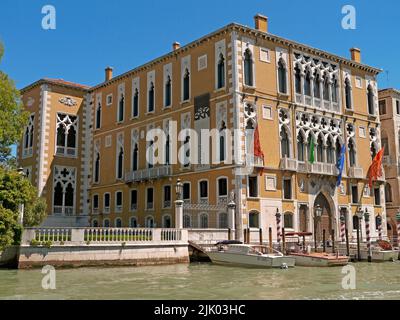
[338,240,398,262]
[285,232,349,267]
[207,241,295,268]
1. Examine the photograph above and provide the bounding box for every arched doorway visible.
[314,193,334,242]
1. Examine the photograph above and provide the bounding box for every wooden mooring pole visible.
[247,228,251,244]
[357,223,361,261]
[243,229,247,244]
[269,227,273,251]
[332,229,335,254]
[345,228,350,257]
[259,228,263,245]
[322,229,326,253]
[282,228,286,254]
[228,228,232,241]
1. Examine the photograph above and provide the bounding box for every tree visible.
[0,41,29,162]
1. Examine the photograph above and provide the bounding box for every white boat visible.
[338,240,398,262]
[207,242,295,269]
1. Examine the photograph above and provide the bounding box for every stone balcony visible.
[348,167,364,179]
[279,158,298,171]
[295,161,338,176]
[125,165,172,183]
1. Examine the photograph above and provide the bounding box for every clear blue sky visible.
[0,0,399,90]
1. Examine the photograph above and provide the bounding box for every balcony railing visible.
[125,165,172,183]
[280,158,298,171]
[103,207,110,214]
[246,155,264,168]
[296,162,337,176]
[348,167,364,179]
[53,206,74,216]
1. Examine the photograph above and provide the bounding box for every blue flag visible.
[336,145,346,187]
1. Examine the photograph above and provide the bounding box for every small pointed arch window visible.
[331,75,338,103]
[132,143,139,171]
[295,65,302,94]
[118,94,124,122]
[348,138,356,167]
[280,126,290,158]
[345,78,352,109]
[297,132,305,162]
[217,53,225,89]
[165,76,172,107]
[244,49,254,87]
[94,152,100,183]
[316,134,324,163]
[323,73,330,101]
[219,121,227,162]
[278,59,287,94]
[148,82,155,112]
[304,69,312,97]
[313,71,321,98]
[95,103,101,129]
[183,69,190,101]
[326,136,335,164]
[117,147,124,179]
[132,88,139,117]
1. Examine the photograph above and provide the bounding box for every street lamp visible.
[175,178,183,201]
[314,205,323,252]
[174,179,184,229]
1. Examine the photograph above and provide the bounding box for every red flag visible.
[254,125,264,159]
[367,147,384,187]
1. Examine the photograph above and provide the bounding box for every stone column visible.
[228,200,236,240]
[175,200,184,229]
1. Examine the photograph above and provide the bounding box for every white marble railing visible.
[125,165,172,183]
[280,158,298,171]
[22,228,187,245]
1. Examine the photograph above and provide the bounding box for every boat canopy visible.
[216,240,243,245]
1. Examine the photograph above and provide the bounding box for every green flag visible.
[309,138,315,164]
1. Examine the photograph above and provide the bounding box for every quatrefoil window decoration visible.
[301,114,308,125]
[321,118,328,128]
[311,116,318,127]
[244,103,256,118]
[330,120,336,131]
[347,123,354,136]
[279,109,289,123]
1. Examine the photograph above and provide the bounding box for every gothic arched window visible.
[295,65,302,94]
[183,69,190,101]
[297,133,305,162]
[56,114,78,156]
[165,76,172,107]
[345,78,352,109]
[326,137,335,164]
[317,134,324,163]
[132,88,139,117]
[148,82,155,112]
[118,94,124,122]
[331,75,338,103]
[117,147,124,179]
[96,103,101,129]
[217,53,225,89]
[132,143,138,171]
[348,138,356,167]
[313,72,321,98]
[280,127,290,158]
[278,59,287,94]
[385,183,393,203]
[323,73,330,101]
[94,153,100,183]
[244,49,253,87]
[304,69,311,97]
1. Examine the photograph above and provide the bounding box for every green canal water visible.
[1,262,400,300]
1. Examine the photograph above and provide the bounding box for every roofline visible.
[20,22,383,94]
[20,78,90,94]
[379,88,400,95]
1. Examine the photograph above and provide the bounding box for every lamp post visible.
[17,167,26,226]
[174,179,184,229]
[314,204,322,253]
[227,191,236,241]
[364,209,372,262]
[356,208,364,261]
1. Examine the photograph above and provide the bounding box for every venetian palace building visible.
[17,14,390,243]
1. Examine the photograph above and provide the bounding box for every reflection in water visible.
[0,262,400,300]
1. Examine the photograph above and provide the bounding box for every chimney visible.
[105,66,113,82]
[350,48,361,63]
[172,42,181,51]
[254,14,268,33]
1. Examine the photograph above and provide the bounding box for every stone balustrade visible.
[22,228,187,245]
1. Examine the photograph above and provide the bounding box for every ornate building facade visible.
[378,88,400,243]
[17,14,388,242]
